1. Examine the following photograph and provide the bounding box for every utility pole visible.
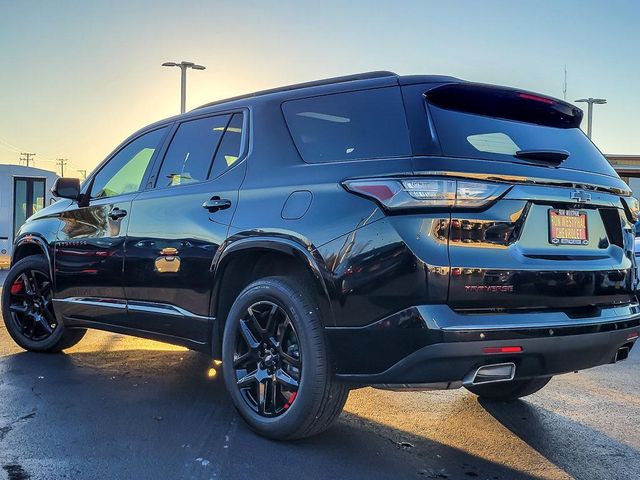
[20,152,36,167]
[78,169,87,180]
[563,65,567,101]
[56,158,68,177]
[162,61,206,113]
[575,98,607,139]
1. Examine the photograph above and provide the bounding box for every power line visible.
[56,158,68,177]
[0,137,21,153]
[20,152,36,167]
[1,135,89,174]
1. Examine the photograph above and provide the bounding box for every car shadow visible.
[479,397,640,480]
[0,345,545,480]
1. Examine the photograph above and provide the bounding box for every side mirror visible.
[51,177,81,200]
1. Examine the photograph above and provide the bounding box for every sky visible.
[1,0,639,177]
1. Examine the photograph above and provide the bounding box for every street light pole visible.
[180,66,187,114]
[162,61,206,114]
[575,97,607,139]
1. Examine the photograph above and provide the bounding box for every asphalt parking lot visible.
[1,271,639,480]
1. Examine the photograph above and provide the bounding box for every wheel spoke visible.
[18,273,34,296]
[9,304,29,315]
[236,370,258,389]
[247,306,264,333]
[264,303,279,336]
[39,281,52,298]
[30,270,43,296]
[28,319,37,338]
[32,272,52,306]
[257,381,267,415]
[19,315,32,332]
[277,317,290,347]
[239,319,260,351]
[280,351,301,369]
[270,378,278,412]
[233,351,255,368]
[42,308,58,329]
[275,368,299,390]
[38,317,53,334]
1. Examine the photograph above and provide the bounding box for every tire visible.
[221,276,349,440]
[2,255,86,353]
[466,376,552,401]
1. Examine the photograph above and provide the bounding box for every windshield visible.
[427,104,618,177]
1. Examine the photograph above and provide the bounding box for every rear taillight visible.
[343,178,508,211]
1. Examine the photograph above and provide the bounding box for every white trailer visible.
[0,165,59,268]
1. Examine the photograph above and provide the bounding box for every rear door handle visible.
[108,207,128,220]
[202,197,232,213]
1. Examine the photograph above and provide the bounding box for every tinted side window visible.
[157,114,231,188]
[282,87,411,163]
[91,127,168,199]
[210,113,244,178]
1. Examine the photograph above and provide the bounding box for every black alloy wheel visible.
[233,301,302,417]
[2,255,86,352]
[222,276,349,440]
[8,268,58,341]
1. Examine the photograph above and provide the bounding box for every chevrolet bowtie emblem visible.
[570,189,591,203]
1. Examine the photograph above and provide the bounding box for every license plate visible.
[548,209,588,245]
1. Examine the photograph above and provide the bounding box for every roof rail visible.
[193,71,398,110]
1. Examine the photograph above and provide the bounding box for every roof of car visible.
[192,71,463,112]
[120,71,465,139]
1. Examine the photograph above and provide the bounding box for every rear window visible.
[282,87,411,163]
[425,84,617,177]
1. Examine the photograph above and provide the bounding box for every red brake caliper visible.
[10,279,24,295]
[284,391,297,409]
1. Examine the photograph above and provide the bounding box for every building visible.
[0,165,59,268]
[606,154,640,198]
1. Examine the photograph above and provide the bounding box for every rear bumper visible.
[326,303,640,385]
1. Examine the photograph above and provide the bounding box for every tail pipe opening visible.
[464,362,516,387]
[614,346,630,363]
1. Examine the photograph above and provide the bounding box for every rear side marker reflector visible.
[483,346,523,354]
[628,332,639,341]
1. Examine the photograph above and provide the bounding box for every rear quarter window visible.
[282,87,411,163]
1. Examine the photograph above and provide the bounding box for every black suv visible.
[4,71,639,440]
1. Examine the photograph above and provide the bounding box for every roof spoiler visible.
[426,83,583,129]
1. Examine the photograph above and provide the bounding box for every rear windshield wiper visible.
[514,149,570,164]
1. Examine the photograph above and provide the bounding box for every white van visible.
[0,165,59,268]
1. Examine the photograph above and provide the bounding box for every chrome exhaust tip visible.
[463,362,516,386]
